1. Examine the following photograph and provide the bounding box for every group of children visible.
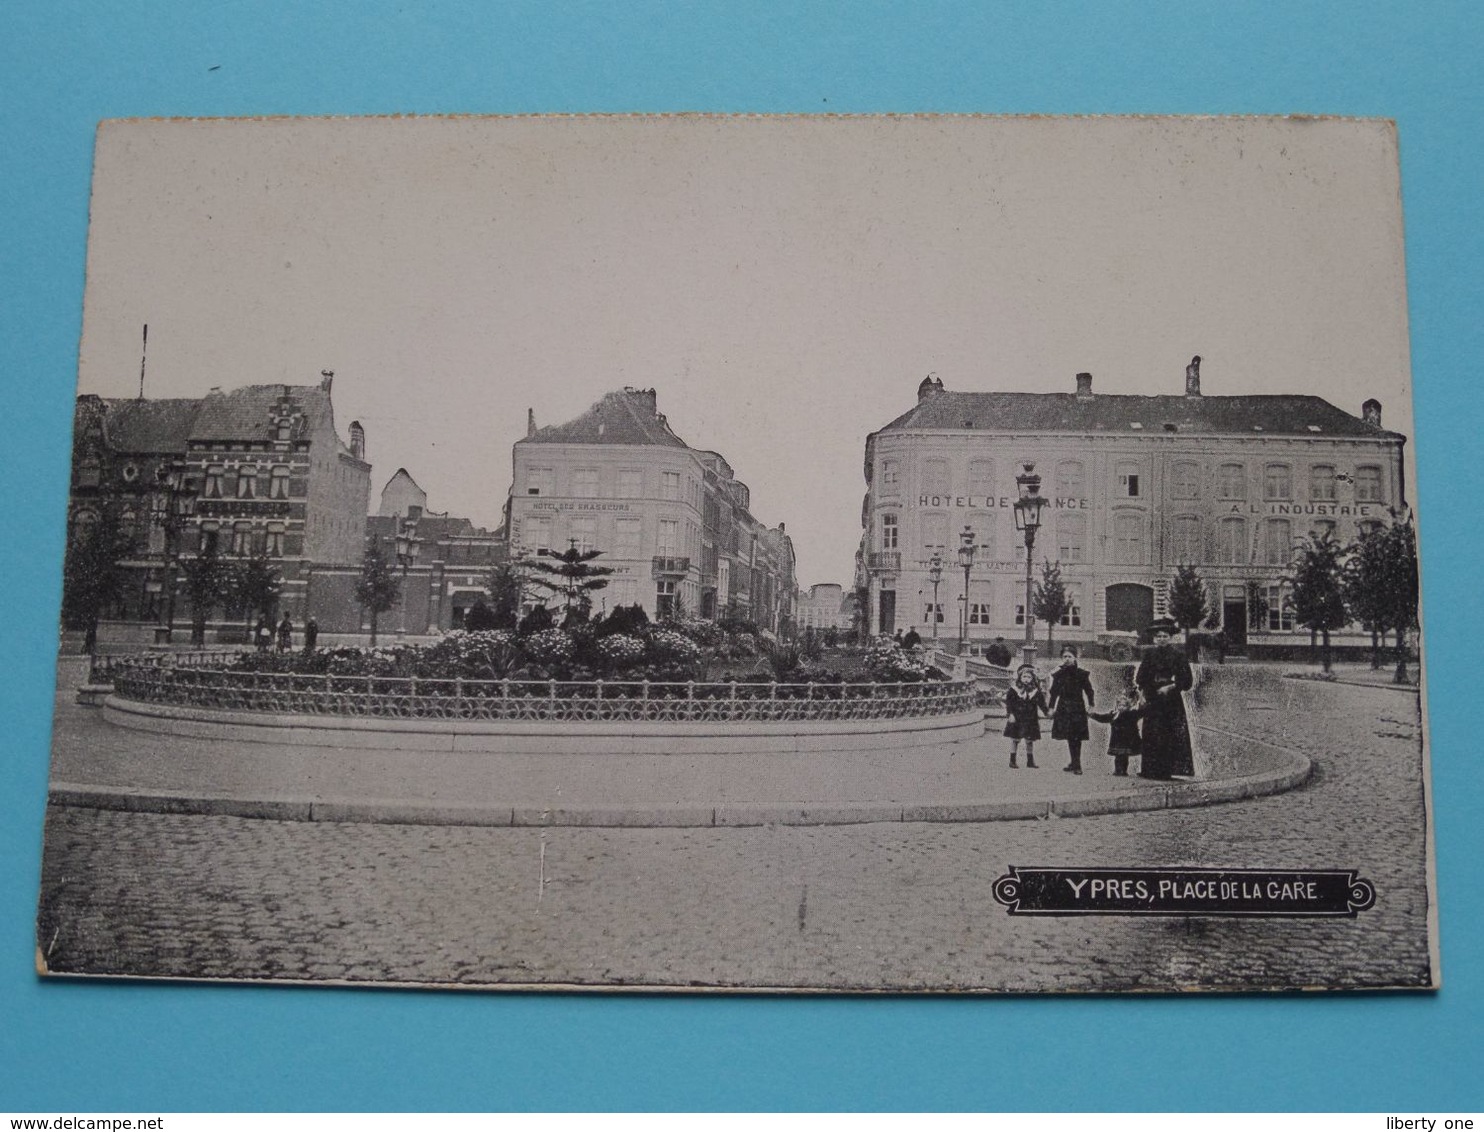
[1003,645,1145,776]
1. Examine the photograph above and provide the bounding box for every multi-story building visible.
[798,583,851,632]
[860,362,1407,655]
[509,388,796,630]
[361,469,508,633]
[67,374,371,640]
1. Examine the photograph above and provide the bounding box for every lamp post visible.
[154,462,194,644]
[1012,463,1048,668]
[927,551,943,641]
[394,520,420,636]
[957,526,976,652]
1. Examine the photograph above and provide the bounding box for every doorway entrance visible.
[1222,585,1248,654]
[878,590,896,636]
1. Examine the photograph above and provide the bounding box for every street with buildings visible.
[39,667,1430,991]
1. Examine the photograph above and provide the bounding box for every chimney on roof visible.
[320,369,334,393]
[526,408,536,437]
[1362,398,1383,427]
[917,374,944,401]
[349,420,365,461]
[1185,355,1203,398]
[1075,372,1094,400]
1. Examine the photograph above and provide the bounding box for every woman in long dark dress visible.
[1048,644,1095,774]
[1133,618,1195,779]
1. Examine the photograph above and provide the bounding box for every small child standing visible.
[1089,692,1146,777]
[1004,665,1048,769]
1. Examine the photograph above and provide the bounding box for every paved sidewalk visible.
[48,679,1309,826]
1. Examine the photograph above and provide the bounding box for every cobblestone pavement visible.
[37,666,1433,992]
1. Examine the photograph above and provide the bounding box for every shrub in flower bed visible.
[215,626,945,689]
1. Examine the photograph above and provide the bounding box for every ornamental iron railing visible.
[105,660,977,723]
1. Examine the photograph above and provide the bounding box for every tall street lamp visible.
[394,519,420,636]
[927,551,943,641]
[154,462,194,645]
[1012,463,1048,668]
[957,526,976,652]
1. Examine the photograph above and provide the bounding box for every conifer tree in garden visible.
[1168,564,1211,657]
[1031,560,1071,649]
[355,542,401,648]
[526,541,614,619]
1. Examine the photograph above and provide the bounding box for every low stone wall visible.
[100,659,985,754]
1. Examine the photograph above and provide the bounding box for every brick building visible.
[67,374,371,641]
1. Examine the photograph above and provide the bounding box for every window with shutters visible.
[1171,461,1200,499]
[1263,464,1292,501]
[1217,463,1246,500]
[1310,464,1337,501]
[1217,517,1248,565]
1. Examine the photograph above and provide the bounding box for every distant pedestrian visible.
[1135,618,1195,779]
[277,612,293,652]
[1090,691,1146,777]
[1004,664,1047,769]
[902,627,922,651]
[303,616,318,653]
[254,616,272,652]
[1048,644,1095,774]
[893,628,904,647]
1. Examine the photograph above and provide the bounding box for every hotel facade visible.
[508,388,796,631]
[859,363,1407,654]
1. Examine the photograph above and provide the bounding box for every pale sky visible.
[76,115,1413,588]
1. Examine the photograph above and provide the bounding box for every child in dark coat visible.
[1004,665,1048,769]
[1089,692,1146,777]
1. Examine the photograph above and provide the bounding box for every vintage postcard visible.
[38,114,1435,992]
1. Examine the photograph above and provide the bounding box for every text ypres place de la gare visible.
[993,867,1377,917]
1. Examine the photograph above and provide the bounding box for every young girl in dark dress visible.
[1048,644,1096,775]
[1004,664,1048,769]
[1089,691,1146,777]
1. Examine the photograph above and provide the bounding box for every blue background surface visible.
[2,0,1480,1112]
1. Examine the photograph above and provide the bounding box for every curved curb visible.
[47,725,1312,828]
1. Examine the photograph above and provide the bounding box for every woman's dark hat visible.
[1016,664,1038,679]
[1150,617,1178,635]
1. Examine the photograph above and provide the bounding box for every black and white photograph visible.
[38,113,1434,992]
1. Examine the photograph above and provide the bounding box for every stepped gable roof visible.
[878,391,1402,440]
[95,398,201,453]
[522,389,689,448]
[188,383,332,443]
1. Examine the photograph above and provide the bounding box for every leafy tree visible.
[228,553,282,639]
[1288,531,1349,673]
[1168,564,1211,656]
[61,508,134,654]
[1344,518,1420,683]
[526,542,614,618]
[180,547,230,647]
[484,562,526,630]
[1031,559,1071,648]
[355,542,401,647]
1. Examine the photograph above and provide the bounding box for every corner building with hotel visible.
[860,364,1407,654]
[509,388,796,630]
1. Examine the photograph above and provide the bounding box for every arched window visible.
[1057,514,1087,563]
[1355,465,1384,502]
[1217,517,1248,564]
[1263,463,1292,501]
[1310,464,1336,501]
[1171,515,1202,563]
[1110,513,1146,564]
[1217,463,1246,500]
[1263,519,1293,565]
[1056,460,1086,500]
[1171,461,1200,499]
